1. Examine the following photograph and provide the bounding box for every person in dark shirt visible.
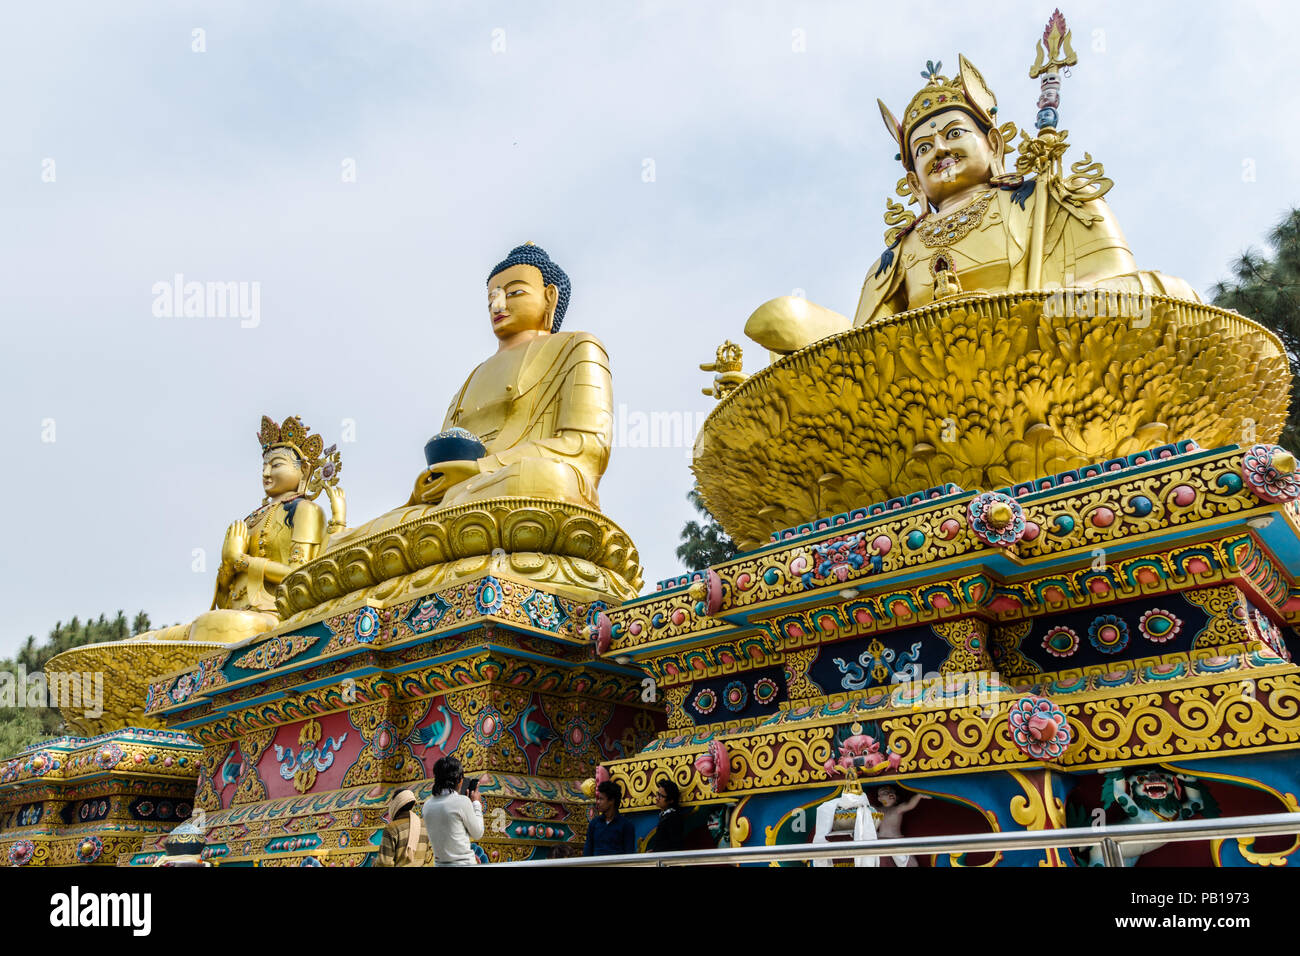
[648,778,685,853]
[583,780,636,857]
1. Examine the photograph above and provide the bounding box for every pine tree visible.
[1212,207,1300,449]
[0,609,156,753]
[676,488,737,571]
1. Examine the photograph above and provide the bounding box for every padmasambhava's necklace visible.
[916,190,994,247]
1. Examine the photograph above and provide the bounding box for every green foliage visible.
[1212,207,1300,449]
[0,610,149,754]
[675,488,737,571]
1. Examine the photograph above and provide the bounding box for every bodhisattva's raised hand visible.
[221,520,249,567]
[325,485,347,532]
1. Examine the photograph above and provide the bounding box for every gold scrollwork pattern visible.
[884,673,1300,773]
[783,648,821,701]
[665,687,692,732]
[933,619,990,672]
[230,728,276,805]
[1183,585,1254,649]
[990,621,1038,680]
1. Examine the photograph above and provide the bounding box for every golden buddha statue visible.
[281,243,641,619]
[407,243,612,511]
[746,46,1198,353]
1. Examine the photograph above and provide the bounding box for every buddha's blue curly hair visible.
[488,243,571,333]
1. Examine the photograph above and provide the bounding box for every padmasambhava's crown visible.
[878,55,1000,170]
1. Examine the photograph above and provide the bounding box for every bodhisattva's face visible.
[906,109,1002,208]
[487,263,558,342]
[262,450,304,497]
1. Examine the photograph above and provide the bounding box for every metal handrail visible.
[490,811,1300,867]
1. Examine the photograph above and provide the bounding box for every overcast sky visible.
[2,1,1296,656]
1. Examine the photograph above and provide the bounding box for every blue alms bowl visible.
[424,427,486,467]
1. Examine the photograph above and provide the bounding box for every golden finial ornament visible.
[701,340,746,400]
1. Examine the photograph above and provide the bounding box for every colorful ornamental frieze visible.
[146,575,610,716]
[601,443,1299,665]
[0,731,203,867]
[593,431,1300,864]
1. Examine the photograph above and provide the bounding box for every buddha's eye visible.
[947,128,966,139]
[915,143,930,157]
[507,289,524,296]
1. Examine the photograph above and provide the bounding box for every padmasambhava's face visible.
[262,450,304,497]
[907,108,1001,207]
[487,263,557,341]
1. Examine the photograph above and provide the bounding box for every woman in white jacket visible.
[422,756,485,865]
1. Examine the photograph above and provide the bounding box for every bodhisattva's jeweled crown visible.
[257,415,342,497]
[879,55,1000,170]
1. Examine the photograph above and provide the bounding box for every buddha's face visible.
[487,264,558,341]
[262,449,304,497]
[907,109,1002,208]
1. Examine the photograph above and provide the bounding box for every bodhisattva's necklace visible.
[916,190,995,248]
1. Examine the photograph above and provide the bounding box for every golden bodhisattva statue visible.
[47,415,346,732]
[407,243,612,511]
[746,37,1199,353]
[194,415,345,643]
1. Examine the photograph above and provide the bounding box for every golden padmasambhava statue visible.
[407,242,612,512]
[746,24,1198,353]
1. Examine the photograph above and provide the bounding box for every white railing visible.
[490,811,1300,867]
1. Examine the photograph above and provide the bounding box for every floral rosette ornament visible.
[968,491,1026,547]
[75,836,104,864]
[1242,444,1300,504]
[8,840,35,866]
[94,742,125,771]
[22,751,55,777]
[1007,695,1072,761]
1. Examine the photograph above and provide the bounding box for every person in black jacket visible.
[648,778,685,853]
[583,781,636,857]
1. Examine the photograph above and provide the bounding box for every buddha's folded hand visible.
[409,459,482,506]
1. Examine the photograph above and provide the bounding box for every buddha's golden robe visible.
[855,187,1200,324]
[438,331,613,510]
[326,332,615,551]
